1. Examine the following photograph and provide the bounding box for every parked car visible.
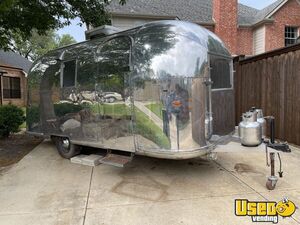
[103,92,123,103]
[65,91,122,104]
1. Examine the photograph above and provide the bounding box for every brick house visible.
[107,0,300,55]
[0,50,31,107]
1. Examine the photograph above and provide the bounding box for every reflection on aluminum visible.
[62,138,70,149]
[26,20,234,159]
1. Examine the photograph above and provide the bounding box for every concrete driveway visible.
[0,141,300,225]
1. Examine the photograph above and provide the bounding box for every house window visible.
[62,60,76,87]
[2,76,21,99]
[285,26,299,46]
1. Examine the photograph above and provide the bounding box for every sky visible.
[239,0,277,9]
[57,0,278,42]
[56,17,86,43]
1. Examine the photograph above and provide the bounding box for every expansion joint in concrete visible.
[82,167,94,225]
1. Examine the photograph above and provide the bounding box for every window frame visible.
[285,26,299,47]
[59,35,133,89]
[208,52,234,92]
[2,76,21,99]
[94,35,134,100]
[60,58,78,88]
[96,35,133,72]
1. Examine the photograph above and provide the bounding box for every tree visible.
[13,30,57,60]
[57,34,77,48]
[0,0,125,50]
[13,30,77,61]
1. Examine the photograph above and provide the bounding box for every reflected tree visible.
[95,37,131,96]
[133,24,178,81]
[40,60,60,126]
[207,36,230,56]
[28,54,61,130]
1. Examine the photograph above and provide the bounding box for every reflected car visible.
[66,91,96,104]
[104,92,123,103]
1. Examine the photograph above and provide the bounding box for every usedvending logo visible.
[235,198,296,223]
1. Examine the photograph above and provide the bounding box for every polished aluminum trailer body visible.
[27,21,235,159]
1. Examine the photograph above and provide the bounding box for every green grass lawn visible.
[90,103,170,149]
[145,102,164,119]
[134,108,170,149]
[90,103,131,117]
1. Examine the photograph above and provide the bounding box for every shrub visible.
[26,103,87,130]
[0,105,25,138]
[54,103,84,117]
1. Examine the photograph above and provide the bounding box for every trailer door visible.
[209,53,235,136]
[95,36,135,152]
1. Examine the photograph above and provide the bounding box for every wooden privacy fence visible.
[234,43,300,146]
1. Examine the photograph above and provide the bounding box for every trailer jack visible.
[264,116,291,190]
[266,152,278,190]
[265,116,291,153]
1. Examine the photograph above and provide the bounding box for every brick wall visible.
[212,0,300,55]
[213,0,238,54]
[265,0,300,51]
[237,27,253,55]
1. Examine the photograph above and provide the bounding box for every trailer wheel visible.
[107,97,116,103]
[266,180,276,190]
[55,137,81,159]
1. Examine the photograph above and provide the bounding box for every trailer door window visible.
[209,55,232,90]
[62,60,76,87]
[96,37,131,93]
[97,37,131,75]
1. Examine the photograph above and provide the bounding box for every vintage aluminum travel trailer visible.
[27,20,293,190]
[27,20,235,160]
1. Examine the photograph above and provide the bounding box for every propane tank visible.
[250,107,266,138]
[239,110,262,146]
[255,109,266,138]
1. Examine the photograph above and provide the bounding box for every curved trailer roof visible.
[40,20,231,62]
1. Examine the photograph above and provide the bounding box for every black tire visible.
[55,137,81,159]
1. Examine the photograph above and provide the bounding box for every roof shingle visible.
[0,50,32,73]
[108,0,214,23]
[254,0,284,23]
[108,0,286,26]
